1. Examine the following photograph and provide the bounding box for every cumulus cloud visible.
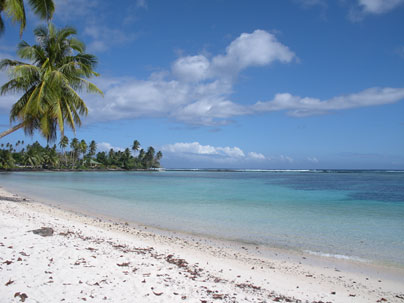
[211,30,295,76]
[85,29,295,125]
[172,55,211,82]
[162,142,245,159]
[248,152,266,160]
[161,142,304,167]
[97,142,125,152]
[78,28,404,126]
[2,29,404,127]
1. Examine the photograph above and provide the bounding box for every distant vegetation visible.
[0,138,163,170]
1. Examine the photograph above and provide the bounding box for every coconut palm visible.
[70,137,79,167]
[88,140,96,157]
[0,149,14,169]
[59,135,68,166]
[0,23,103,141]
[156,151,163,161]
[23,143,42,167]
[0,0,55,36]
[79,139,87,163]
[132,140,140,154]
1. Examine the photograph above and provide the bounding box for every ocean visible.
[1,170,403,266]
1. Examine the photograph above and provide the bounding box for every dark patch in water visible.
[267,172,404,203]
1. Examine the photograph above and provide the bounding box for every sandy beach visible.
[1,187,403,303]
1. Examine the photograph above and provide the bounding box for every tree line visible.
[0,138,163,170]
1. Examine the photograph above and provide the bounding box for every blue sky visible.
[1,0,403,169]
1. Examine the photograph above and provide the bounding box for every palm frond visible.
[17,41,37,61]
[9,87,36,122]
[78,78,104,96]
[28,0,54,20]
[69,37,85,53]
[0,58,26,70]
[4,0,26,36]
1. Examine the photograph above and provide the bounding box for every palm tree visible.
[0,149,14,169]
[156,151,163,161]
[43,144,58,168]
[0,0,55,36]
[79,139,87,164]
[59,135,68,167]
[137,148,145,164]
[0,23,103,141]
[23,144,42,167]
[88,140,96,157]
[70,137,79,167]
[132,140,140,154]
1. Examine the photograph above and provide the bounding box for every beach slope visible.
[1,188,403,303]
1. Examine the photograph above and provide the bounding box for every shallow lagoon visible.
[2,170,404,265]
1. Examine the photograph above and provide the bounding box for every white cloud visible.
[171,30,295,82]
[211,30,295,75]
[162,142,245,159]
[2,29,404,128]
[248,152,266,160]
[80,28,404,126]
[357,0,404,14]
[172,55,211,82]
[307,157,319,163]
[97,142,125,152]
[253,87,404,117]
[84,29,294,125]
[280,155,294,163]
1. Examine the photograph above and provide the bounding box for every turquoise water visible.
[1,170,404,265]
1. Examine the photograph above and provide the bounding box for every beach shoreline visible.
[1,186,403,302]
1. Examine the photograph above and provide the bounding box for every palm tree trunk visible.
[0,123,24,139]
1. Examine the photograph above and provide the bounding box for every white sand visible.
[1,187,403,303]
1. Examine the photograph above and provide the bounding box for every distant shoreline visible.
[1,167,403,173]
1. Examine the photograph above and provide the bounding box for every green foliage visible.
[0,23,102,141]
[0,0,55,36]
[0,138,163,170]
[0,149,15,169]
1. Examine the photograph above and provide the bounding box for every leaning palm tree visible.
[0,23,103,141]
[0,0,55,36]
